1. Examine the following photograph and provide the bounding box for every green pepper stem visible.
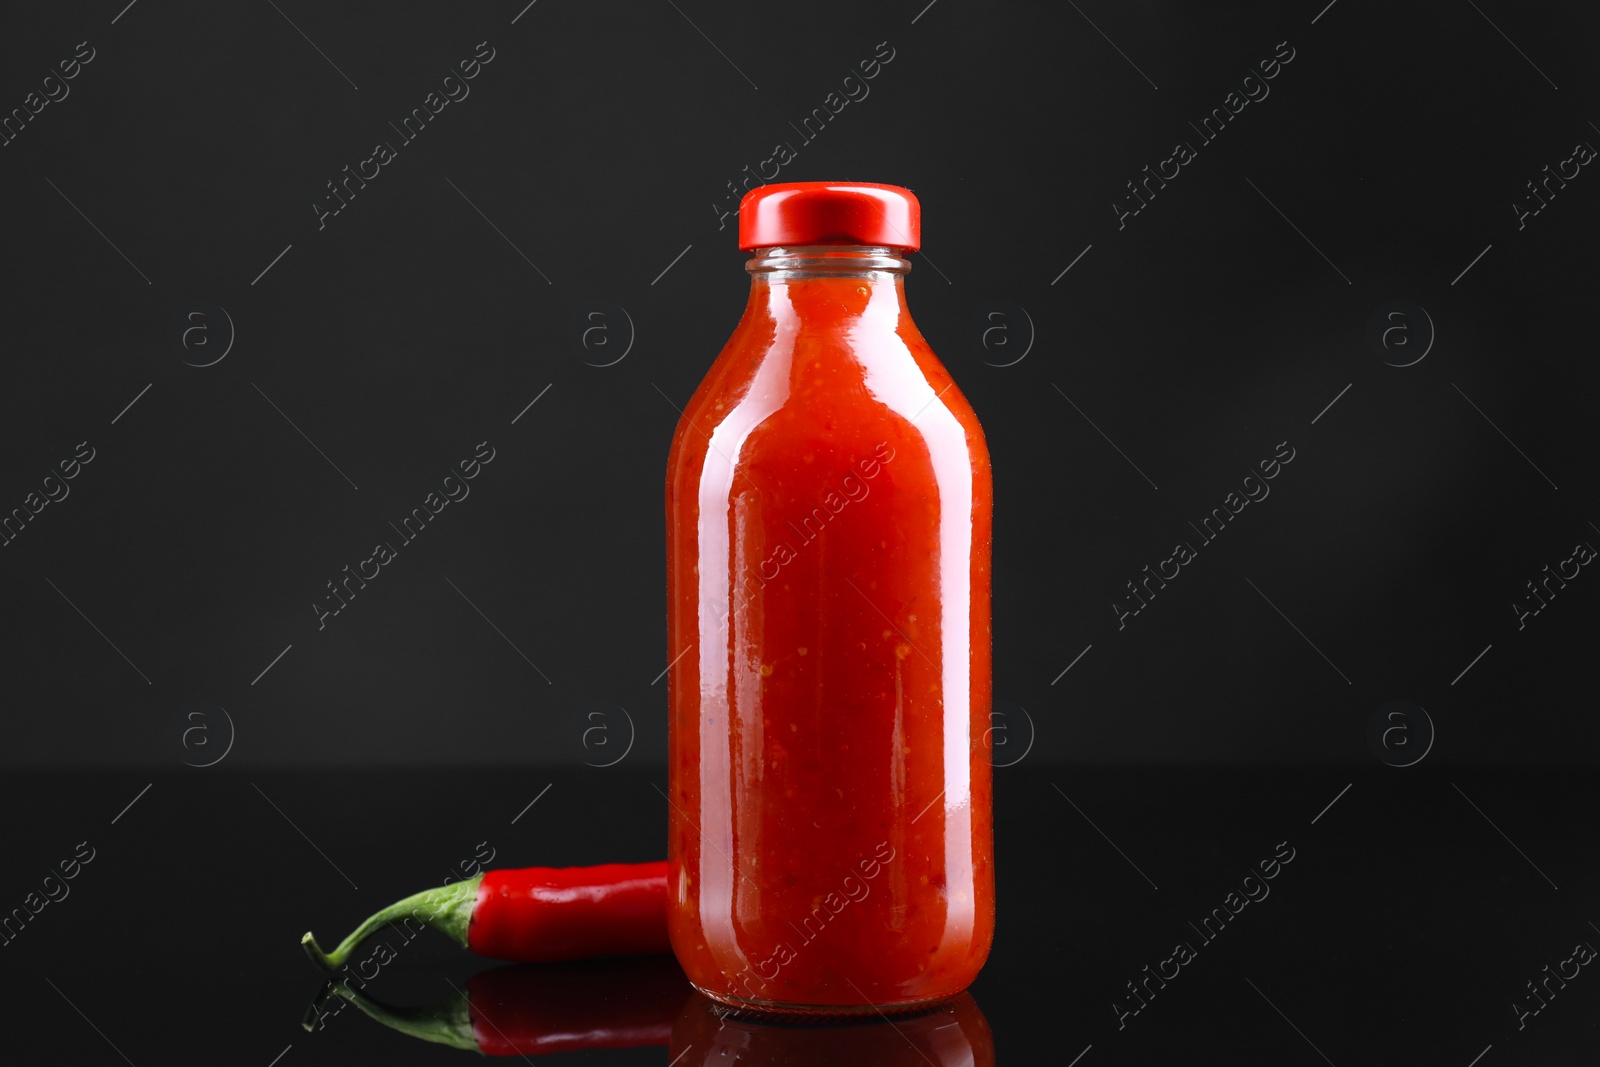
[301,874,483,970]
[303,980,477,1051]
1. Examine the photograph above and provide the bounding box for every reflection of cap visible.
[738,182,921,252]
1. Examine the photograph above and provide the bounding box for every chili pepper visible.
[304,957,691,1055]
[301,861,670,969]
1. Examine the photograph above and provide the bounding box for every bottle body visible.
[665,246,993,1014]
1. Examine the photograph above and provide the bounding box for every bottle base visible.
[690,981,966,1021]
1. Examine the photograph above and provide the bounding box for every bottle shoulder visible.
[676,316,983,452]
[666,275,990,500]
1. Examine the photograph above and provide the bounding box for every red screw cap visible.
[737,182,921,252]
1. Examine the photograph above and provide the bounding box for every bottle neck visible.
[743,245,912,330]
[745,245,911,281]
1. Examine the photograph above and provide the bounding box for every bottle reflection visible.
[309,956,994,1065]
[670,991,994,1067]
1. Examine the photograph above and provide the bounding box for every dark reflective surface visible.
[2,766,1596,1062]
[307,963,993,1065]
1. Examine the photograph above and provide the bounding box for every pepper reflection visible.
[306,956,689,1055]
[309,957,993,1065]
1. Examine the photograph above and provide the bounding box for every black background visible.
[2,0,1598,1062]
[0,0,1596,768]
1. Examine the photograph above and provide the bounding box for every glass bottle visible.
[665,182,993,1015]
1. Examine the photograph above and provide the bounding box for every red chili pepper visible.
[301,861,670,969]
[305,957,691,1056]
